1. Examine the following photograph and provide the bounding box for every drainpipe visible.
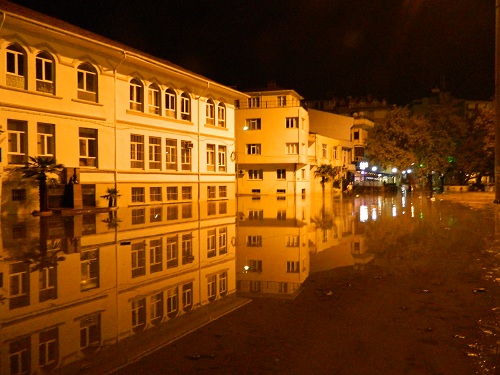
[112,51,127,194]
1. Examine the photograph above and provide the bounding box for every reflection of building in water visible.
[236,196,309,298]
[0,203,236,374]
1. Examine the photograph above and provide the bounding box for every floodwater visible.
[0,192,498,374]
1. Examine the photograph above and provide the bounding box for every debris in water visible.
[473,288,487,293]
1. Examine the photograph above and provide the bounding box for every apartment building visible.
[0,2,245,215]
[235,84,309,197]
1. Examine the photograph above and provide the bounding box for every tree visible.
[15,156,64,212]
[314,164,341,194]
[101,187,120,207]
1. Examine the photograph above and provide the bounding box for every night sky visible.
[7,0,496,105]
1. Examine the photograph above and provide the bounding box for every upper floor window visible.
[130,134,145,169]
[36,52,54,94]
[218,103,226,127]
[206,144,215,171]
[148,84,161,115]
[322,144,327,158]
[277,96,286,107]
[181,92,191,121]
[245,118,261,130]
[218,146,226,172]
[148,136,161,169]
[165,88,176,117]
[181,141,192,171]
[246,144,261,155]
[165,138,178,170]
[248,96,260,108]
[130,78,143,111]
[6,44,26,89]
[286,117,298,129]
[206,99,215,125]
[77,63,98,102]
[286,143,298,154]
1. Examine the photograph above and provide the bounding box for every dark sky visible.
[8,0,496,104]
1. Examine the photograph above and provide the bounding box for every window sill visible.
[1,85,63,99]
[126,109,194,125]
[72,98,103,106]
[204,123,228,131]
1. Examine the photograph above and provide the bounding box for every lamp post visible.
[495,0,500,202]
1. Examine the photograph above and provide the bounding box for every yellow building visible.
[235,84,309,197]
[0,2,246,215]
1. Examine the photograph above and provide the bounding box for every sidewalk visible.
[56,295,251,375]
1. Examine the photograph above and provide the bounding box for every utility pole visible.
[495,0,500,202]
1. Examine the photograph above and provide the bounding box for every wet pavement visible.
[1,191,499,374]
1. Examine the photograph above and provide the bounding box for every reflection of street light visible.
[243,125,249,130]
[391,167,398,173]
[371,166,377,172]
[244,265,249,272]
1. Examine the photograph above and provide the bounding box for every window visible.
[247,235,262,247]
[353,131,359,140]
[218,145,226,172]
[131,134,145,168]
[182,233,193,264]
[333,146,339,160]
[245,118,261,130]
[207,275,217,301]
[148,84,160,115]
[248,260,262,272]
[218,103,226,127]
[246,144,261,155]
[181,92,191,120]
[165,138,177,170]
[277,169,286,180]
[39,328,58,369]
[286,117,298,128]
[130,78,143,111]
[132,208,145,224]
[248,96,260,108]
[167,205,178,220]
[286,235,299,247]
[12,189,26,201]
[182,282,193,310]
[132,187,145,203]
[207,201,216,215]
[166,287,178,317]
[165,88,176,117]
[167,235,178,268]
[302,169,306,179]
[219,227,227,255]
[248,169,263,180]
[79,127,98,167]
[77,63,98,102]
[37,123,55,157]
[148,137,161,169]
[219,186,227,198]
[80,249,99,291]
[9,336,30,375]
[182,186,192,200]
[207,144,215,171]
[287,261,300,273]
[131,241,146,278]
[182,203,192,219]
[150,187,162,202]
[6,44,26,89]
[277,189,286,194]
[248,210,263,220]
[9,262,30,309]
[7,120,27,164]
[150,206,162,222]
[131,298,146,331]
[322,144,327,158]
[286,143,298,154]
[206,99,215,125]
[80,313,101,349]
[39,266,57,302]
[167,186,178,201]
[207,186,216,199]
[207,229,216,257]
[36,52,54,94]
[219,201,227,214]
[277,95,286,107]
[150,293,163,323]
[277,210,286,220]
[181,141,192,170]
[219,271,228,296]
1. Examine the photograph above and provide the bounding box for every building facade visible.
[0,2,245,215]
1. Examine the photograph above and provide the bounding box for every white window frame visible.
[218,145,226,172]
[286,143,299,155]
[148,84,161,115]
[246,144,261,155]
[130,134,145,169]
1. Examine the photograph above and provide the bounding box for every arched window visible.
[6,44,26,89]
[206,99,215,125]
[180,92,191,121]
[148,83,161,115]
[218,102,226,128]
[77,63,98,102]
[165,88,176,118]
[36,52,55,94]
[130,78,143,111]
